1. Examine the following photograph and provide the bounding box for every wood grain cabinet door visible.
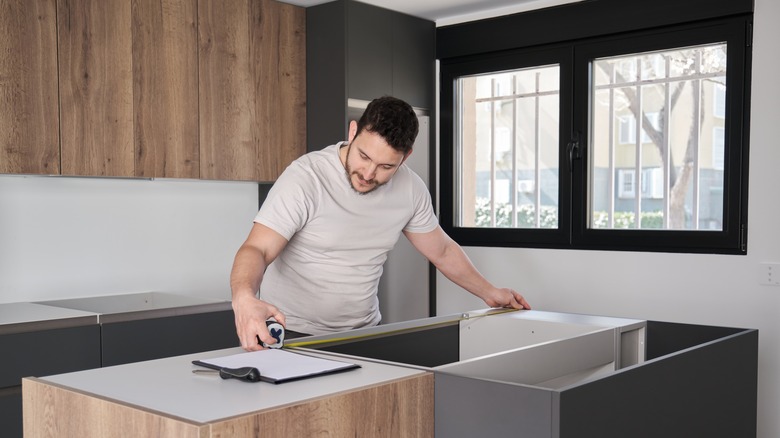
[132,0,200,178]
[4,0,305,181]
[58,0,200,178]
[58,0,135,177]
[198,0,306,182]
[0,0,60,175]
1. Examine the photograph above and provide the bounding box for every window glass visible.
[455,65,560,229]
[589,43,727,231]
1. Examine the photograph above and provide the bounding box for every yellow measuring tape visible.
[283,307,520,349]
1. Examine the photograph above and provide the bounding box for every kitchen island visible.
[23,346,432,437]
[23,309,757,438]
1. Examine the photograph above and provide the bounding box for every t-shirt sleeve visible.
[403,171,439,234]
[254,162,315,240]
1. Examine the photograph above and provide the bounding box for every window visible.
[590,44,727,231]
[455,65,560,230]
[439,2,751,254]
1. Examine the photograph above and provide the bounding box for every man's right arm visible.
[230,223,289,351]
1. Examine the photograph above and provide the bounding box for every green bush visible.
[474,199,664,229]
[592,211,664,229]
[474,200,558,228]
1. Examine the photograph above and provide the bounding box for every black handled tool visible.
[192,366,262,382]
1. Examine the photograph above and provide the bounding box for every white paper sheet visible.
[194,349,359,383]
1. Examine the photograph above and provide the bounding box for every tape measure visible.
[283,307,520,349]
[262,320,285,349]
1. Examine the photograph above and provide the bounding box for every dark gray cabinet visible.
[1,294,239,437]
[1,324,101,437]
[306,0,435,151]
[0,387,22,438]
[303,311,758,438]
[101,310,238,367]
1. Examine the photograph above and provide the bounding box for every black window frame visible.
[437,0,752,255]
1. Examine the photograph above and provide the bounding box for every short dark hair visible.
[355,96,419,154]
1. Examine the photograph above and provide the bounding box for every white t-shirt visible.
[255,142,438,335]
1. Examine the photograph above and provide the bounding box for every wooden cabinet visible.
[306,0,435,151]
[58,0,199,178]
[1,0,305,181]
[133,0,200,179]
[23,350,434,438]
[198,0,306,181]
[0,0,60,175]
[58,0,135,177]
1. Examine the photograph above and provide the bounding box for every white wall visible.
[0,175,258,303]
[436,0,780,436]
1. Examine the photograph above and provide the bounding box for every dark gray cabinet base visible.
[1,324,101,438]
[101,310,238,367]
[308,315,758,437]
[3,309,237,437]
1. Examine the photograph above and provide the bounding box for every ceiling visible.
[278,0,578,26]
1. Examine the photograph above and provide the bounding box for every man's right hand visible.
[232,293,287,351]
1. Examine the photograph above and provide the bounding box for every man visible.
[231,96,530,351]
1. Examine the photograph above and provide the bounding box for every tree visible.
[599,47,726,229]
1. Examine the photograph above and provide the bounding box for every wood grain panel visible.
[132,0,199,178]
[0,0,60,174]
[22,378,207,438]
[58,0,135,176]
[210,373,435,438]
[24,373,433,438]
[199,0,306,181]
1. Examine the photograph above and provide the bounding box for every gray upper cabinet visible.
[347,2,394,101]
[307,0,435,151]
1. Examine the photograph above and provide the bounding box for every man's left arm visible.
[404,226,531,310]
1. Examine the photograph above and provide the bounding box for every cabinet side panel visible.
[313,323,460,367]
[435,373,552,438]
[0,0,60,175]
[557,330,758,438]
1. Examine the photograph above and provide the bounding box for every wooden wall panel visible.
[58,0,134,176]
[132,0,199,178]
[199,0,305,181]
[0,0,60,174]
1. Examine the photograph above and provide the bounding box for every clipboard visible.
[193,349,360,384]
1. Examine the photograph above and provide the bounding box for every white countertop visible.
[38,346,428,424]
[0,302,98,335]
[35,291,232,323]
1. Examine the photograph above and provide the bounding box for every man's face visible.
[344,129,408,194]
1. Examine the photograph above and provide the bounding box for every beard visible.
[343,145,387,195]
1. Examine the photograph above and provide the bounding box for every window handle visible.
[568,132,582,172]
